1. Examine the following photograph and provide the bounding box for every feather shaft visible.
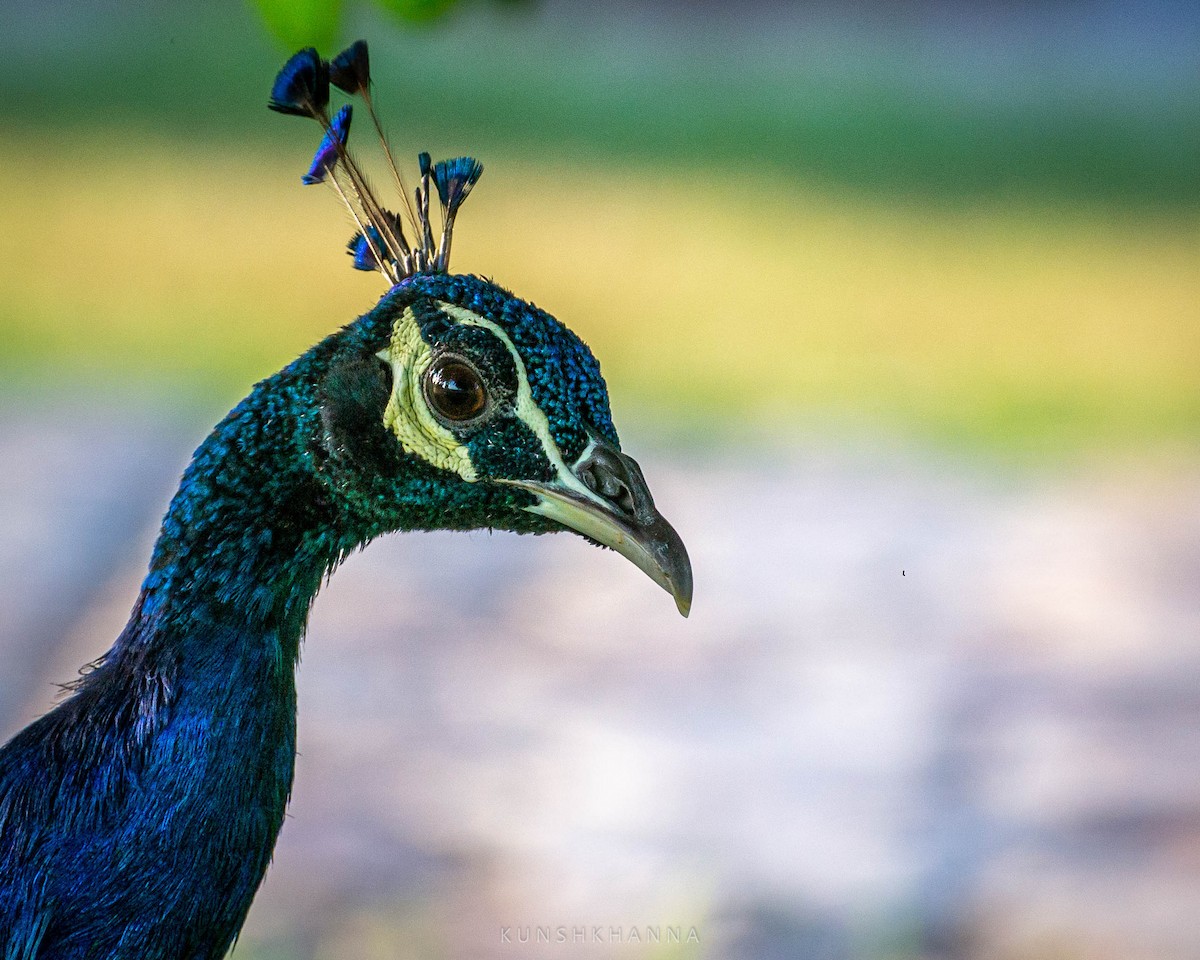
[329,173,397,283]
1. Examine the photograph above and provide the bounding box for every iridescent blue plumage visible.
[274,39,488,282]
[347,225,385,271]
[433,156,484,212]
[267,47,330,118]
[399,273,617,459]
[0,271,631,957]
[0,40,690,959]
[302,104,352,185]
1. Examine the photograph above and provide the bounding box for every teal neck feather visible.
[0,309,406,957]
[141,354,349,666]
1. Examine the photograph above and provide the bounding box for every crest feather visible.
[268,48,330,118]
[271,40,484,284]
[302,105,352,185]
[330,40,370,96]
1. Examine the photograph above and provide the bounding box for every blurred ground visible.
[3,403,1198,960]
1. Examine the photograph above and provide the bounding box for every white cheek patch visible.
[378,306,478,482]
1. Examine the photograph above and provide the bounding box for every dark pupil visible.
[426,360,486,421]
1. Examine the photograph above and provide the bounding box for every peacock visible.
[0,41,690,959]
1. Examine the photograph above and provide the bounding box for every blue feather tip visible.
[302,105,352,185]
[268,47,330,118]
[330,40,370,96]
[347,227,385,271]
[271,43,488,282]
[433,157,484,212]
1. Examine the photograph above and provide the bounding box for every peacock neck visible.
[16,365,370,957]
[137,368,354,668]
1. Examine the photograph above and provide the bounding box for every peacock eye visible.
[423,357,488,423]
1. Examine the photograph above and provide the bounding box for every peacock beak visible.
[501,439,693,617]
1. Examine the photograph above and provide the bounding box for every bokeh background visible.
[1,0,1198,957]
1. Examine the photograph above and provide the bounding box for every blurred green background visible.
[2,3,1200,959]
[1,0,1196,454]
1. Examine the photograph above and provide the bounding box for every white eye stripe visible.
[435,302,601,503]
[377,301,605,501]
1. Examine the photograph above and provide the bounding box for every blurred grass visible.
[0,130,1195,452]
[2,1,1196,206]
[0,0,1196,452]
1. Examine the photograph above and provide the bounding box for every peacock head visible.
[269,42,691,615]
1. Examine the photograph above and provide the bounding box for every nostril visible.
[578,463,600,494]
[602,477,634,515]
[598,473,624,499]
[577,451,637,517]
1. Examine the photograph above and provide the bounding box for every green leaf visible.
[251,0,343,51]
